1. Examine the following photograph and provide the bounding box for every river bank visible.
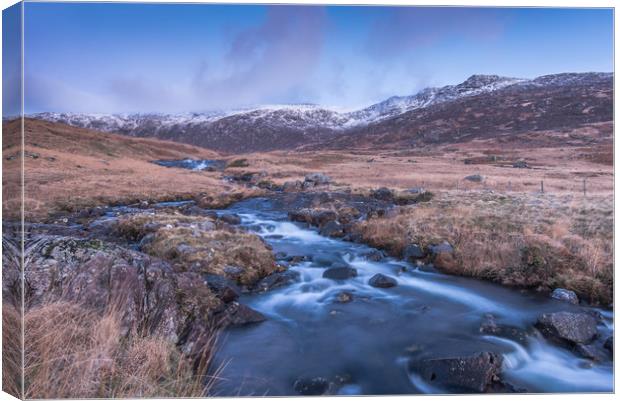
[4,188,613,396]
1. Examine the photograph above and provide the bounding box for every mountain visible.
[317,72,613,150]
[31,72,613,153]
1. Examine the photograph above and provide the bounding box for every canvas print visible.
[1,2,614,398]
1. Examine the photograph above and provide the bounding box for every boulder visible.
[322,266,358,280]
[430,242,454,255]
[479,314,529,344]
[216,302,266,327]
[550,288,579,305]
[464,174,484,183]
[403,244,425,261]
[293,377,330,395]
[406,187,426,194]
[536,311,598,345]
[219,213,241,225]
[512,160,529,168]
[304,173,331,186]
[319,221,345,238]
[368,273,397,288]
[372,187,394,201]
[255,270,301,292]
[575,343,609,362]
[409,352,503,393]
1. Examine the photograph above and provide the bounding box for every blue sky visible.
[8,4,615,113]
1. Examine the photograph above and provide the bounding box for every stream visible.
[208,197,613,395]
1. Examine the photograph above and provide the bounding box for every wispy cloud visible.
[365,8,505,58]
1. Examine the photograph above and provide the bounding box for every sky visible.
[3,3,614,114]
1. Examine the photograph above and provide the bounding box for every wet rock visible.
[604,336,613,355]
[204,274,241,303]
[322,266,358,280]
[319,220,345,238]
[550,288,579,305]
[368,273,397,288]
[364,250,385,262]
[293,377,330,395]
[304,173,331,186]
[255,270,301,292]
[536,311,598,345]
[403,244,425,261]
[464,174,485,183]
[409,352,503,393]
[479,314,529,344]
[336,291,353,303]
[217,302,266,327]
[575,343,609,362]
[371,187,394,201]
[219,213,241,225]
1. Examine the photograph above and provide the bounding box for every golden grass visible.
[353,191,613,304]
[3,119,236,220]
[23,301,217,399]
[115,212,279,286]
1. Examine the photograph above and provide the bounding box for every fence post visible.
[583,178,586,197]
[540,180,544,193]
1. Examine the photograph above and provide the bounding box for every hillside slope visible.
[2,118,234,220]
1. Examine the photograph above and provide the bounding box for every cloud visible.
[191,6,327,108]
[365,7,506,58]
[24,74,113,113]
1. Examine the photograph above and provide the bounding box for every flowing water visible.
[210,197,613,395]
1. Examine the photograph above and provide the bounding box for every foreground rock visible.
[409,352,503,392]
[550,288,579,305]
[323,266,358,280]
[368,273,397,288]
[536,311,598,345]
[18,236,224,357]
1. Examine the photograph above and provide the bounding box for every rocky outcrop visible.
[409,352,503,392]
[536,311,598,345]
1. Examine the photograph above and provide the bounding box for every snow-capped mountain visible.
[29,72,612,152]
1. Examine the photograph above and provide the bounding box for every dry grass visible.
[3,305,22,399]
[353,191,613,304]
[23,301,217,399]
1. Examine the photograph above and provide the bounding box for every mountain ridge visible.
[29,72,613,153]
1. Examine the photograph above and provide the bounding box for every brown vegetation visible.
[352,191,613,304]
[3,118,240,220]
[114,212,279,286]
[23,301,216,399]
